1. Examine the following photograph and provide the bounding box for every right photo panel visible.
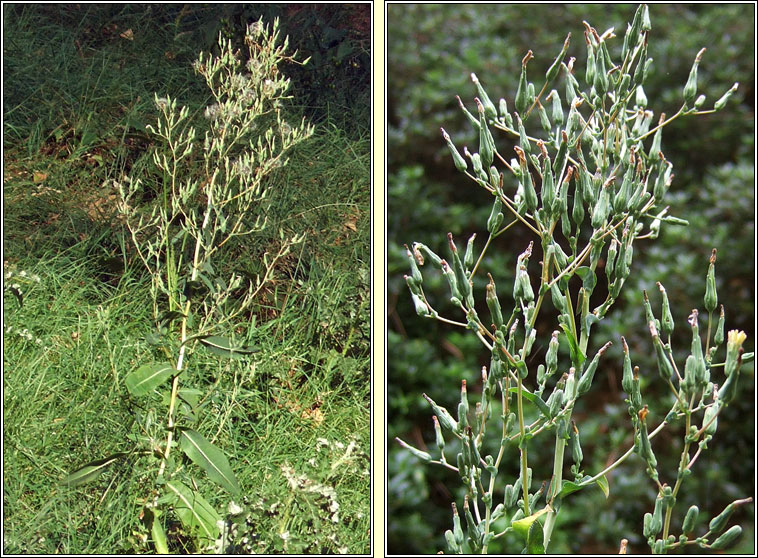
[386,3,755,555]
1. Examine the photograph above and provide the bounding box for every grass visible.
[3,5,369,554]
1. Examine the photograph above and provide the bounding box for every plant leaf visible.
[142,507,170,554]
[179,428,240,495]
[512,505,550,553]
[526,519,546,554]
[61,452,128,487]
[595,474,610,498]
[558,475,608,499]
[575,266,597,293]
[559,322,586,368]
[165,480,221,542]
[508,387,551,419]
[125,362,176,396]
[199,335,258,359]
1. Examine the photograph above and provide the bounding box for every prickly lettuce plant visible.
[398,5,751,554]
[63,18,313,553]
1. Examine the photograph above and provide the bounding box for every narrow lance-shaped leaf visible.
[199,335,259,359]
[62,452,129,487]
[125,363,176,396]
[179,428,241,495]
[165,480,222,542]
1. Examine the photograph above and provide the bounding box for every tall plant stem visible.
[662,400,694,540]
[154,180,214,493]
[516,376,530,517]
[542,430,567,550]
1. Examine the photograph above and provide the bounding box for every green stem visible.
[516,376,530,517]
[542,430,567,551]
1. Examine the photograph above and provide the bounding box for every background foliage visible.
[3,4,370,553]
[387,4,754,554]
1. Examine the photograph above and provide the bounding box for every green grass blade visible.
[124,362,176,396]
[179,428,241,495]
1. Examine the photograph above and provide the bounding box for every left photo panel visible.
[2,4,371,554]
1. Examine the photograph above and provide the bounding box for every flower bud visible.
[547,387,564,418]
[605,238,619,281]
[657,282,674,337]
[540,148,556,216]
[704,248,718,313]
[682,505,699,536]
[621,336,634,394]
[653,158,673,201]
[440,259,461,302]
[423,393,458,433]
[553,130,569,175]
[395,437,431,462]
[456,95,480,130]
[702,400,720,437]
[448,233,471,301]
[442,128,467,172]
[683,48,706,106]
[515,51,533,114]
[464,234,477,271]
[708,498,753,534]
[515,147,538,212]
[513,265,534,304]
[486,273,504,330]
[594,40,609,94]
[537,100,551,133]
[650,320,675,383]
[563,61,578,104]
[714,305,725,347]
[413,242,442,268]
[570,420,583,464]
[471,73,497,121]
[546,330,560,376]
[714,82,739,111]
[405,244,423,284]
[458,380,469,430]
[591,177,613,229]
[477,99,495,168]
[498,98,509,120]
[487,197,504,234]
[710,525,743,550]
[630,366,643,412]
[548,89,564,126]
[444,530,459,553]
[635,85,648,108]
[576,341,612,396]
[614,165,634,214]
[637,407,658,471]
[546,34,571,83]
[724,330,746,378]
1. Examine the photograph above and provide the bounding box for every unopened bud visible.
[683,47,706,106]
[714,82,739,111]
[442,128,467,172]
[471,73,497,120]
[395,437,431,462]
[704,248,718,313]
